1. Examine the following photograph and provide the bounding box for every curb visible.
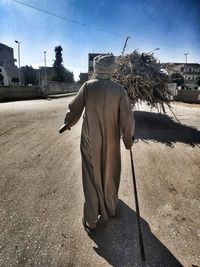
[45,92,77,99]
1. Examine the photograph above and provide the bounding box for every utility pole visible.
[185,52,189,64]
[184,52,189,89]
[15,40,21,85]
[44,51,47,84]
[38,69,41,86]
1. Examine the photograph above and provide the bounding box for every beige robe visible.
[64,78,135,222]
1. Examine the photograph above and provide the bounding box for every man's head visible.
[93,54,117,76]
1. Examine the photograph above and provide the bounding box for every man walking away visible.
[62,54,135,233]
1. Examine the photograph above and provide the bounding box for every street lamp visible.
[43,51,47,83]
[15,40,21,85]
[185,52,189,64]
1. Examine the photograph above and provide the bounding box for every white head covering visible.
[93,54,117,79]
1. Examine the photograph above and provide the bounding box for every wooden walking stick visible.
[130,148,146,261]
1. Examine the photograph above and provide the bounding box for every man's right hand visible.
[59,124,71,134]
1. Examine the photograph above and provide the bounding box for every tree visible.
[171,72,184,87]
[53,46,63,70]
[21,65,37,85]
[53,46,74,82]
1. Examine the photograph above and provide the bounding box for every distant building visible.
[164,62,200,90]
[163,63,184,76]
[0,43,16,69]
[37,66,55,85]
[0,43,18,85]
[79,72,88,84]
[184,63,200,81]
[0,66,9,85]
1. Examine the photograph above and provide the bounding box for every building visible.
[0,43,16,69]
[184,63,200,89]
[37,66,55,85]
[164,62,200,90]
[163,63,184,76]
[0,66,10,86]
[78,72,88,84]
[0,43,18,85]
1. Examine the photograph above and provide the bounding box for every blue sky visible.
[0,0,200,80]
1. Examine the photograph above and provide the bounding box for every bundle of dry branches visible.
[113,50,172,111]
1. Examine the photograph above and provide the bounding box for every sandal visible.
[82,218,97,235]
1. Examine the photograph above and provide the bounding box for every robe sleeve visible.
[64,82,86,128]
[119,89,135,149]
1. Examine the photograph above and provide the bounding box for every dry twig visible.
[113,50,172,111]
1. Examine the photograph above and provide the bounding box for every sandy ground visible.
[0,97,199,267]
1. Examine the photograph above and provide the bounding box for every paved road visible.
[0,98,200,267]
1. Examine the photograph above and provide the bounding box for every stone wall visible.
[174,90,200,104]
[0,82,80,101]
[0,86,42,101]
[42,81,80,96]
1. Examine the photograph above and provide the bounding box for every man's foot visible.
[87,221,97,229]
[82,218,97,234]
[82,216,107,235]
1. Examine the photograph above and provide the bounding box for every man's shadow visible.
[89,200,183,267]
[134,111,200,146]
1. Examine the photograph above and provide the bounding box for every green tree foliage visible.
[53,45,63,69]
[21,65,37,85]
[171,72,184,87]
[53,46,74,82]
